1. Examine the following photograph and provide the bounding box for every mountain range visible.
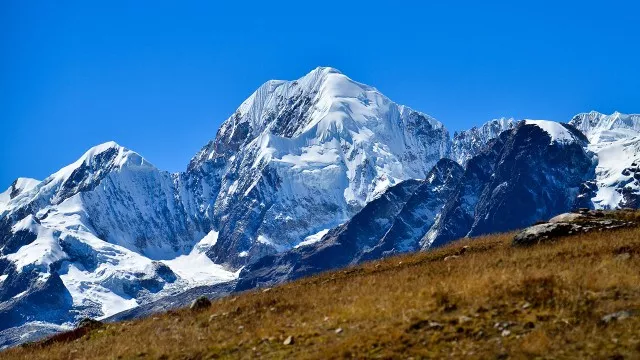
[1,67,638,348]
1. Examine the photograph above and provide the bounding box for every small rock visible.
[601,310,635,325]
[208,314,219,322]
[190,296,212,311]
[77,318,103,329]
[335,327,343,334]
[444,255,460,261]
[458,316,472,324]
[262,288,272,293]
[615,253,631,261]
[522,302,532,309]
[501,329,511,337]
[457,246,470,255]
[428,321,444,330]
[283,335,294,345]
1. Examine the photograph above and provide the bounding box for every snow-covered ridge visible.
[451,117,517,164]
[524,120,583,145]
[0,178,40,213]
[569,111,640,145]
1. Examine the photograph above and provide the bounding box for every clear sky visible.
[1,1,639,189]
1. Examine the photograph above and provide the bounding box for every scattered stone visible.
[262,288,272,293]
[208,314,219,322]
[522,302,532,309]
[615,252,631,261]
[457,246,470,255]
[600,310,636,325]
[428,321,444,330]
[458,316,472,324]
[444,255,460,261]
[190,296,212,311]
[283,335,294,345]
[335,327,343,334]
[501,329,511,337]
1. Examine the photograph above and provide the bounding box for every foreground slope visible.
[5,212,639,359]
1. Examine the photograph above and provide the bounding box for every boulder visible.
[548,213,585,223]
[512,223,580,247]
[189,296,212,311]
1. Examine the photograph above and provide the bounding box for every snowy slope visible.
[569,111,640,209]
[0,142,237,336]
[569,111,640,145]
[0,178,40,214]
[187,67,452,267]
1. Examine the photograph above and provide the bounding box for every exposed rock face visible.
[424,121,595,248]
[450,118,517,165]
[189,67,452,268]
[569,111,640,210]
[235,159,463,290]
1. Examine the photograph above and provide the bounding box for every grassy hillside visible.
[3,214,640,359]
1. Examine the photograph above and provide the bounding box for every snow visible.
[524,120,578,144]
[11,215,37,232]
[162,231,237,285]
[12,290,28,299]
[0,178,40,213]
[60,263,139,319]
[589,136,640,208]
[0,274,7,284]
[570,111,640,145]
[294,229,330,248]
[6,227,67,271]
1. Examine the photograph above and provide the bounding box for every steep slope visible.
[0,178,40,214]
[569,111,640,144]
[425,120,595,247]
[0,142,236,338]
[450,117,517,165]
[235,159,463,290]
[569,111,640,209]
[185,67,451,267]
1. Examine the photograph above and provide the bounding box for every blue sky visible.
[1,1,639,189]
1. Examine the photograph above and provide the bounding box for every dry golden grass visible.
[2,218,640,359]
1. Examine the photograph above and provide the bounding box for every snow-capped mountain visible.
[0,142,236,347]
[0,178,40,214]
[569,111,640,145]
[450,117,517,165]
[0,67,452,347]
[569,111,640,209]
[184,66,451,267]
[1,64,639,349]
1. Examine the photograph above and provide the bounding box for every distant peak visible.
[309,66,343,75]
